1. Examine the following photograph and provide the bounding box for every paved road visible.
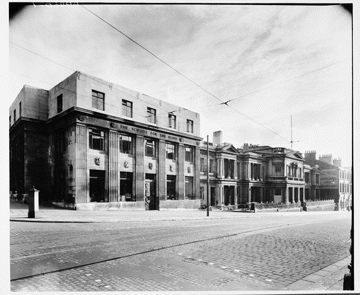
[10,208,351,291]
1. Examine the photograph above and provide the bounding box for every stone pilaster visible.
[177,143,185,200]
[108,130,118,202]
[158,140,166,201]
[75,124,87,203]
[135,135,145,201]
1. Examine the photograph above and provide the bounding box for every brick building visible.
[9,71,202,210]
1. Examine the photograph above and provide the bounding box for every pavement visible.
[9,199,350,291]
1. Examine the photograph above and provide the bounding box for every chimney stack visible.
[213,130,222,146]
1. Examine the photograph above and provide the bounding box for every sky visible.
[7,2,354,167]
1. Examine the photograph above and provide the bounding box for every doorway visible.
[211,187,215,206]
[145,174,158,210]
[90,170,105,202]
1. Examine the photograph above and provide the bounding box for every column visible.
[285,186,289,203]
[135,135,145,201]
[158,140,166,201]
[248,187,252,203]
[108,130,118,202]
[177,143,185,200]
[75,124,87,203]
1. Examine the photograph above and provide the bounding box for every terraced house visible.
[9,71,202,210]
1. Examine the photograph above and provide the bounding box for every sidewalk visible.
[9,199,239,223]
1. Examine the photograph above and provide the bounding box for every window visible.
[92,90,105,111]
[57,94,63,113]
[89,128,104,150]
[19,102,22,117]
[13,109,16,122]
[122,100,132,118]
[274,188,282,195]
[9,115,11,126]
[185,146,194,162]
[168,113,176,129]
[166,143,176,160]
[186,119,194,133]
[145,139,156,157]
[210,159,214,173]
[200,158,205,172]
[167,175,176,200]
[147,107,156,124]
[185,176,194,199]
[119,134,132,154]
[316,174,320,185]
[275,164,281,173]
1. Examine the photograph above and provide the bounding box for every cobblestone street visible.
[10,210,351,291]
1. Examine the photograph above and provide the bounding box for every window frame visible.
[168,113,176,129]
[145,138,156,158]
[119,134,133,154]
[166,142,176,160]
[89,128,105,151]
[92,90,105,111]
[147,107,156,124]
[13,109,16,122]
[186,119,194,133]
[122,99,133,118]
[57,94,63,113]
[185,146,194,162]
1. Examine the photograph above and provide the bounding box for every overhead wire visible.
[79,5,292,142]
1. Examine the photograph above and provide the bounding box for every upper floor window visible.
[186,119,194,133]
[19,102,22,117]
[200,158,205,172]
[89,128,104,150]
[168,113,176,129]
[9,115,11,126]
[147,107,156,124]
[185,146,194,162]
[122,99,132,118]
[57,94,63,113]
[166,143,176,160]
[145,139,156,157]
[92,90,105,111]
[119,134,132,154]
[210,159,214,173]
[13,109,16,122]
[275,164,281,173]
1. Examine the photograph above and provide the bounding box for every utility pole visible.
[207,135,210,217]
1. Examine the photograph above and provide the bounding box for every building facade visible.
[304,151,352,209]
[199,131,307,208]
[9,71,202,210]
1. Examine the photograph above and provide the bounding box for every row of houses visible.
[9,71,352,210]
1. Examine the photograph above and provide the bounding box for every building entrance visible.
[211,187,215,206]
[90,170,105,202]
[145,174,158,210]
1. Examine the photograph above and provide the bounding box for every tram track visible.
[10,217,336,282]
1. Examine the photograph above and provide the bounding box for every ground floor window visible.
[185,176,194,199]
[120,172,134,201]
[167,175,176,200]
[90,170,106,202]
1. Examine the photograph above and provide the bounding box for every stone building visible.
[199,131,306,208]
[9,71,202,210]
